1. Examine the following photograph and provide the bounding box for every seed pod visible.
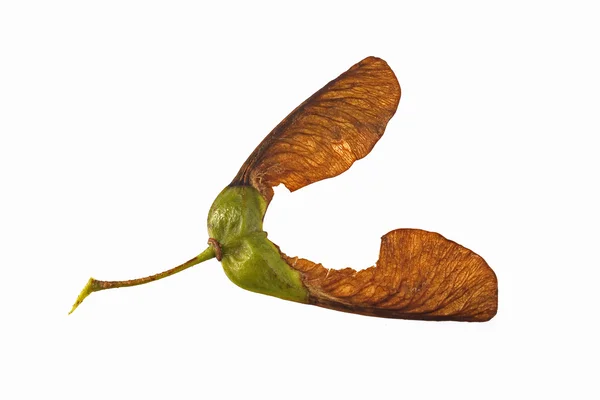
[70,56,498,322]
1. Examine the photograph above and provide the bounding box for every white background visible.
[1,1,599,399]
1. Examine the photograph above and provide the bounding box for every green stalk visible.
[69,246,216,314]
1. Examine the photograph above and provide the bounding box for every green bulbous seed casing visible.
[207,186,309,303]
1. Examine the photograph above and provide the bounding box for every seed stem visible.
[69,246,216,314]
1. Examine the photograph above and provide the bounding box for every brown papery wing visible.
[230,56,401,203]
[281,229,498,322]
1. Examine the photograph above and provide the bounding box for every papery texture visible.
[281,229,498,321]
[231,56,401,203]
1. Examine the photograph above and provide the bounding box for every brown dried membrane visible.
[282,229,498,322]
[231,57,401,204]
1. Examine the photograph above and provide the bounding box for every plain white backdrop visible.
[1,1,598,399]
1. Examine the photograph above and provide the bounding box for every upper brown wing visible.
[281,229,498,322]
[230,56,401,204]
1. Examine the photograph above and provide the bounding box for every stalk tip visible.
[69,277,95,315]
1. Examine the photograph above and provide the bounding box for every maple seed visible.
[70,56,498,321]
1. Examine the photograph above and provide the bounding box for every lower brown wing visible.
[281,229,498,322]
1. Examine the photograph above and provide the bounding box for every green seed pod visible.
[207,186,308,303]
[70,56,497,322]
